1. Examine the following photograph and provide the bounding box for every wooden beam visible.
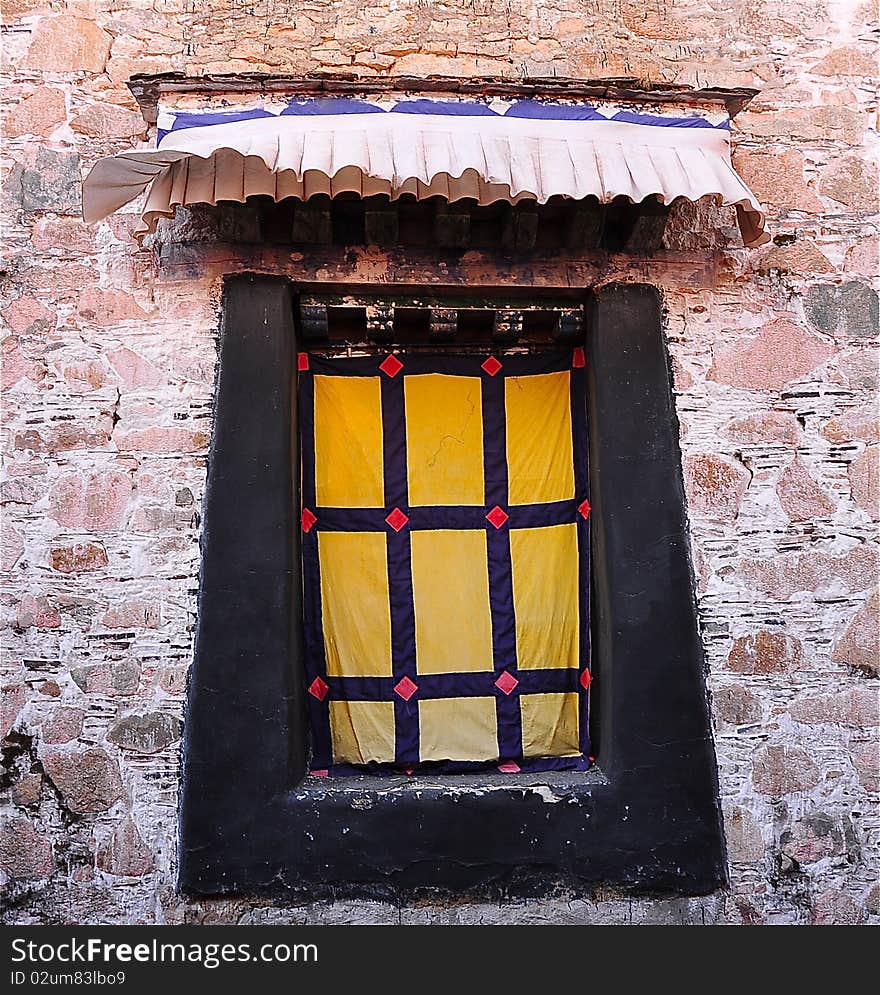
[429,308,457,342]
[364,203,399,248]
[291,198,332,244]
[501,204,539,251]
[553,309,584,343]
[565,202,604,250]
[158,244,719,292]
[434,203,471,249]
[493,310,523,343]
[366,304,394,342]
[298,304,329,342]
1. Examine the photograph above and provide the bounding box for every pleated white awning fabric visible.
[82,97,768,246]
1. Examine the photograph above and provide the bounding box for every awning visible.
[82,97,768,246]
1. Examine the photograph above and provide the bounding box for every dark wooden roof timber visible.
[128,72,759,123]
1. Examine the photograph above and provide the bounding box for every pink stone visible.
[713,685,762,726]
[2,297,57,336]
[107,347,164,390]
[41,748,123,814]
[2,682,26,739]
[737,544,877,599]
[0,816,55,881]
[102,601,160,629]
[752,744,820,795]
[776,458,835,522]
[724,411,802,446]
[756,241,834,275]
[820,156,879,212]
[31,217,97,255]
[849,445,878,519]
[723,804,764,862]
[844,237,880,278]
[683,453,750,521]
[14,417,113,454]
[812,890,866,926]
[50,541,108,574]
[832,589,879,673]
[726,631,804,674]
[783,813,849,865]
[25,16,112,73]
[42,706,85,745]
[823,406,879,445]
[113,426,208,454]
[60,359,109,393]
[853,742,879,792]
[76,287,150,326]
[48,470,132,531]
[70,103,148,140]
[1,523,25,572]
[708,319,836,391]
[96,818,154,877]
[733,149,824,213]
[5,87,66,138]
[17,594,61,630]
[1,336,47,389]
[789,688,879,728]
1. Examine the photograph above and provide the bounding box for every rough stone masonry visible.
[1,1,878,925]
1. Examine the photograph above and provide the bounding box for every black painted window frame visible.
[179,275,726,899]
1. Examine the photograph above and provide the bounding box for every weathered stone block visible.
[17,148,82,214]
[683,453,750,521]
[50,541,108,574]
[708,319,835,391]
[42,748,123,814]
[96,818,154,877]
[776,458,835,521]
[752,744,821,794]
[0,816,55,880]
[727,631,804,674]
[106,712,181,755]
[805,282,880,339]
[25,15,112,72]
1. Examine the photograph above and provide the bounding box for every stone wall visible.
[1,1,877,925]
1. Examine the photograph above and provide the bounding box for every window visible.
[179,275,725,898]
[299,347,592,775]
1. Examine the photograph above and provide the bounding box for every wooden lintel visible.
[128,72,759,126]
[156,244,719,293]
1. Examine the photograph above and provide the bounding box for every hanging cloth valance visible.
[82,96,768,246]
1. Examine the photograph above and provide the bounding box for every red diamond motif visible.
[403,766,415,776]
[301,507,317,532]
[297,352,310,371]
[481,356,502,376]
[394,676,418,701]
[578,499,591,519]
[385,507,409,532]
[580,669,592,690]
[380,354,403,378]
[486,505,509,529]
[308,676,329,701]
[498,761,521,774]
[495,671,519,695]
[572,346,586,369]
